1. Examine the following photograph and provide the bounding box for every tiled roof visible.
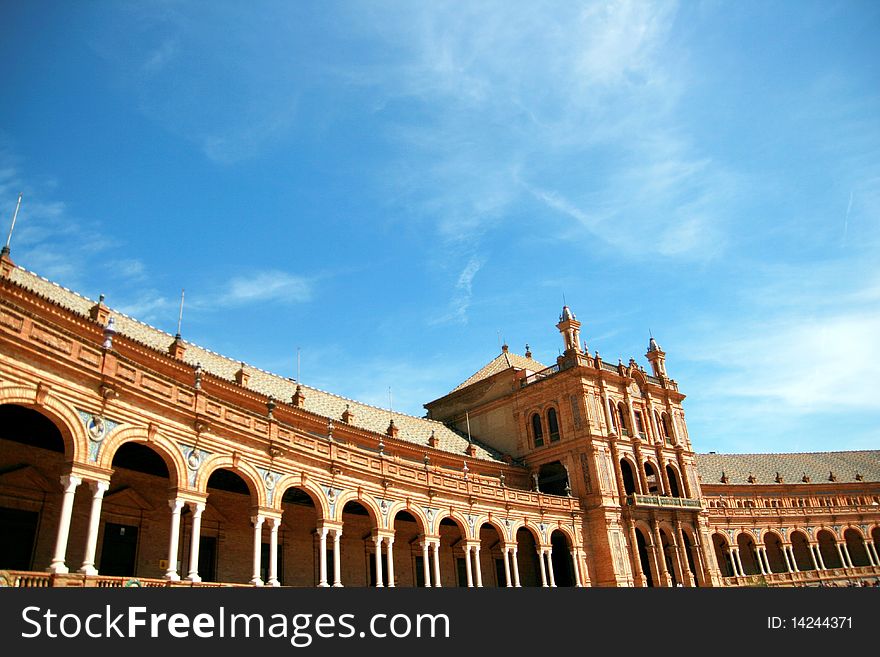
[450,350,546,394]
[7,266,505,463]
[696,451,880,485]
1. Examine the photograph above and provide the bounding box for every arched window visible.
[531,413,544,447]
[634,410,645,437]
[547,408,560,442]
[660,413,672,443]
[608,399,618,433]
[616,403,629,436]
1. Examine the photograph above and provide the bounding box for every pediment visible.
[0,464,53,492]
[104,486,154,512]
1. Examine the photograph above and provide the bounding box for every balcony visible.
[626,494,702,510]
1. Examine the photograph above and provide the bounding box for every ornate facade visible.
[0,251,877,588]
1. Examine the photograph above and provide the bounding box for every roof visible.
[6,265,505,463]
[449,348,547,394]
[696,451,880,486]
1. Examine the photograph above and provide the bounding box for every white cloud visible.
[430,256,482,325]
[219,270,312,306]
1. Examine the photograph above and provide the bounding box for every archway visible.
[635,527,656,587]
[340,500,378,587]
[817,530,843,569]
[0,404,67,572]
[763,532,788,574]
[205,468,261,584]
[844,528,870,567]
[514,527,541,587]
[438,516,467,587]
[391,510,424,587]
[659,527,679,585]
[644,462,660,495]
[712,533,733,577]
[680,529,700,586]
[790,531,815,571]
[478,522,506,587]
[549,529,575,587]
[279,487,320,586]
[736,533,761,576]
[538,461,569,496]
[620,459,637,495]
[665,464,682,498]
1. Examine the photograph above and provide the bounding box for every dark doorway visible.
[0,507,39,570]
[537,461,569,496]
[369,552,390,586]
[636,529,654,587]
[456,557,468,587]
[620,460,636,495]
[199,536,217,582]
[550,530,575,586]
[0,405,65,452]
[99,523,139,576]
[495,558,507,587]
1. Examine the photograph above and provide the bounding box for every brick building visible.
[0,250,877,588]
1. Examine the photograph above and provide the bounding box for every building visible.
[0,250,877,588]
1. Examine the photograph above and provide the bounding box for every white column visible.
[807,543,819,570]
[48,474,82,574]
[386,538,395,588]
[165,498,185,580]
[431,541,441,587]
[374,535,384,587]
[866,540,878,566]
[756,547,768,575]
[546,550,557,587]
[570,549,582,587]
[187,502,205,582]
[421,541,432,587]
[332,529,343,587]
[250,514,264,586]
[730,547,743,577]
[79,480,109,576]
[503,547,512,587]
[318,527,329,587]
[538,547,548,587]
[267,517,280,587]
[464,544,474,587]
[512,547,521,587]
[473,545,483,587]
[840,542,853,568]
[835,542,846,569]
[813,544,826,570]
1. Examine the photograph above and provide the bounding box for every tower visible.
[556,305,582,355]
[646,336,667,378]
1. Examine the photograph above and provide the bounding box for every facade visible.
[0,250,877,588]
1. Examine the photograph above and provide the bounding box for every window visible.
[634,411,645,437]
[616,403,629,436]
[547,408,560,442]
[531,413,544,447]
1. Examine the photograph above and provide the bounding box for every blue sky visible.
[1,1,878,454]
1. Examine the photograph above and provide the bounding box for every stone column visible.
[267,516,280,587]
[186,501,205,582]
[840,542,853,569]
[601,392,616,435]
[627,521,645,587]
[545,550,557,587]
[570,549,582,587]
[473,545,483,587]
[512,547,521,587]
[250,514,264,586]
[431,540,441,587]
[655,448,670,496]
[632,443,649,495]
[835,542,847,569]
[421,540,432,587]
[756,546,768,575]
[811,544,825,570]
[374,535,384,587]
[165,498,185,580]
[318,527,329,587]
[537,546,548,587]
[464,544,474,587]
[865,540,878,567]
[386,537,395,588]
[79,480,109,576]
[652,522,670,586]
[332,529,343,587]
[503,547,512,587]
[730,547,742,577]
[48,474,82,574]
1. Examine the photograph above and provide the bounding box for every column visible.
[79,480,109,576]
[545,550,557,587]
[332,529,343,587]
[840,542,853,568]
[503,547,512,587]
[431,541,441,587]
[865,540,878,567]
[374,535,384,587]
[48,474,82,574]
[267,517,280,587]
[656,449,671,496]
[632,443,649,495]
[627,521,645,586]
[512,547,521,587]
[537,547,548,587]
[652,523,670,586]
[386,538,395,588]
[787,545,799,572]
[811,544,824,570]
[756,547,768,575]
[165,498,185,580]
[601,392,616,435]
[421,540,432,587]
[729,547,742,577]
[464,545,474,587]
[250,514,264,586]
[318,527,329,587]
[675,448,693,499]
[835,542,847,569]
[186,501,205,582]
[570,549,582,587]
[780,545,793,573]
[473,545,483,587]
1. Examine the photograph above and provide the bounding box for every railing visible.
[626,494,702,510]
[722,565,880,587]
[521,364,560,386]
[0,571,250,588]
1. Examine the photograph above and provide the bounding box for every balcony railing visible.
[0,570,250,588]
[722,565,880,587]
[626,494,702,510]
[521,364,560,386]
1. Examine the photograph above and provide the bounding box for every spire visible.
[645,333,667,377]
[556,305,582,354]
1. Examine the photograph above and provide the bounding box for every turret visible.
[646,336,667,377]
[556,305,582,354]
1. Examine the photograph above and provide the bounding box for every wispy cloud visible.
[430,256,482,325]
[218,270,312,307]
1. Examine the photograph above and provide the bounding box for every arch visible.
[549,522,577,547]
[843,527,870,567]
[514,526,542,587]
[273,475,329,520]
[520,519,547,546]
[634,524,656,587]
[333,491,382,527]
[712,532,734,578]
[530,412,544,447]
[387,502,430,537]
[537,461,569,496]
[546,407,560,442]
[735,532,761,575]
[790,531,814,571]
[643,461,660,495]
[433,510,472,540]
[620,457,639,495]
[0,387,87,462]
[96,425,188,490]
[762,530,788,574]
[549,529,575,587]
[817,529,843,569]
[196,454,266,507]
[616,402,629,435]
[665,463,682,498]
[473,515,510,547]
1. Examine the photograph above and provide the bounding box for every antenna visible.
[562,292,567,307]
[2,192,23,256]
[296,347,301,383]
[465,411,472,444]
[175,289,185,338]
[389,386,393,417]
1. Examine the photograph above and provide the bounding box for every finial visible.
[175,288,185,339]
[499,471,505,487]
[802,472,811,483]
[828,471,837,482]
[2,192,23,257]
[102,317,116,350]
[525,343,531,358]
[327,418,334,441]
[99,294,105,304]
[266,395,276,419]
[462,461,469,481]
[194,363,202,390]
[747,473,756,483]
[720,471,728,484]
[774,471,783,483]
[423,452,430,469]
